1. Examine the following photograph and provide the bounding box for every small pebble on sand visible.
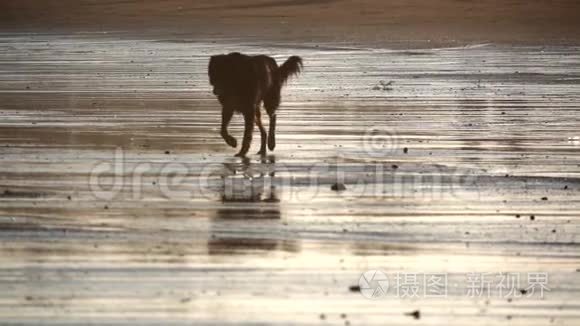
[405,310,421,320]
[331,183,346,191]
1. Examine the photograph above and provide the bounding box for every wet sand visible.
[0,33,579,324]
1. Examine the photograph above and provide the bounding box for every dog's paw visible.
[268,136,275,151]
[256,149,266,156]
[234,152,246,158]
[225,136,237,148]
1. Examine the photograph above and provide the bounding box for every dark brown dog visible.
[208,52,302,157]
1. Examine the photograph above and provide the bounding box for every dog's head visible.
[208,52,242,96]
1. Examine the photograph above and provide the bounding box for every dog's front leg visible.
[221,106,237,148]
[235,111,255,157]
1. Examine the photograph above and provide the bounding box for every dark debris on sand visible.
[405,310,421,320]
[331,183,346,191]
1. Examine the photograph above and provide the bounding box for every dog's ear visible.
[208,55,224,85]
[208,55,219,71]
[209,55,222,64]
[210,55,230,70]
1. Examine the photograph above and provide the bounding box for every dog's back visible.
[250,55,280,98]
[209,53,302,101]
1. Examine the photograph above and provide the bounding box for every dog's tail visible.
[279,56,303,85]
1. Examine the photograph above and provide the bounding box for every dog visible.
[208,52,302,157]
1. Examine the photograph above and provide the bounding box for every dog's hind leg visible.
[264,88,281,151]
[255,108,267,156]
[267,114,276,151]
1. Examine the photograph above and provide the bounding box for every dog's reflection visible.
[208,156,299,255]
[219,156,278,203]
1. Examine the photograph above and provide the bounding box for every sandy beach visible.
[1,1,580,325]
